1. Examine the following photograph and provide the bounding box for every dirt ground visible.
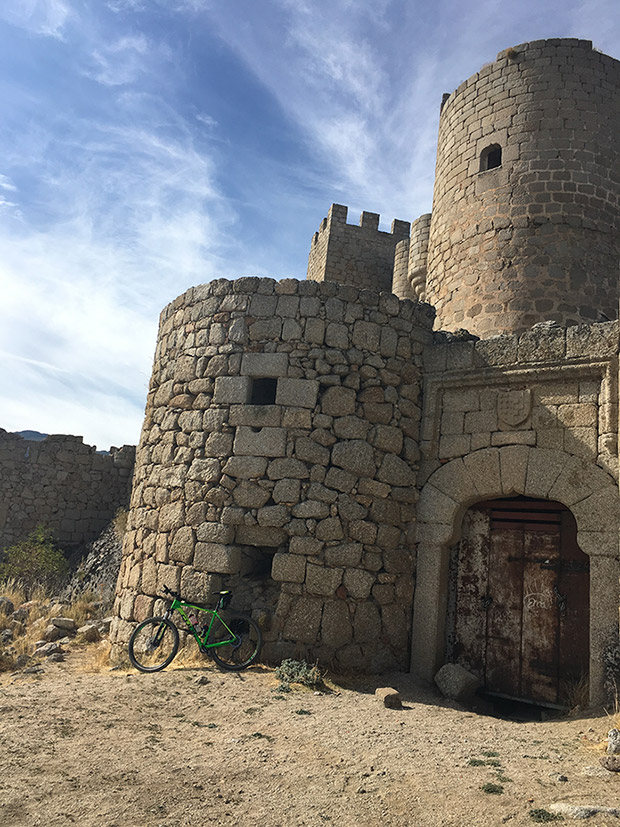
[0,645,618,827]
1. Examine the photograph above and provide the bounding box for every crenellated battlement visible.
[307,203,410,292]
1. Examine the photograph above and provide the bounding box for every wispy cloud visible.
[0,8,239,448]
[0,0,71,38]
[84,34,152,87]
[2,0,620,450]
[0,174,17,192]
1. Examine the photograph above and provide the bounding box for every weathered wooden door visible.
[452,497,589,705]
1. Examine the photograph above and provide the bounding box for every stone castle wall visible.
[110,277,434,671]
[426,38,620,337]
[0,431,135,552]
[411,320,620,702]
[420,321,619,484]
[307,204,410,293]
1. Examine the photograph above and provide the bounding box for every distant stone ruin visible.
[0,430,134,553]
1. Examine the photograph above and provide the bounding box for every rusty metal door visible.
[452,497,589,705]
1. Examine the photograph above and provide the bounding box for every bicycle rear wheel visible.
[211,613,262,671]
[128,616,179,672]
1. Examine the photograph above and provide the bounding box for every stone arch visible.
[410,446,620,704]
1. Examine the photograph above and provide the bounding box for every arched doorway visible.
[448,496,589,706]
[410,447,620,705]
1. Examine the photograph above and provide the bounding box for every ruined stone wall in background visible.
[0,431,135,552]
[110,277,434,672]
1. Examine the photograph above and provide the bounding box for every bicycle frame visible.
[165,597,239,653]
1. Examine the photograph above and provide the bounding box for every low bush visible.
[0,526,68,597]
[275,659,324,691]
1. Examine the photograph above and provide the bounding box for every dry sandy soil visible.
[0,645,618,827]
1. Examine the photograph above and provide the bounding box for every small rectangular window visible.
[250,377,277,405]
[480,144,502,172]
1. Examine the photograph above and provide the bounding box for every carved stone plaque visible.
[497,388,532,427]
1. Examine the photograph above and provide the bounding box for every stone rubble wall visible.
[110,277,435,671]
[0,431,135,552]
[426,38,620,337]
[307,204,410,294]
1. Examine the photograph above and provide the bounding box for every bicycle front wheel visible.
[211,613,262,671]
[128,616,179,672]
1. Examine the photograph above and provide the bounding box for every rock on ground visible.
[375,687,402,708]
[434,663,482,701]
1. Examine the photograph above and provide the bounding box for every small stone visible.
[0,597,14,616]
[77,624,101,643]
[43,624,63,642]
[607,728,620,754]
[375,687,402,709]
[50,616,77,633]
[34,642,63,658]
[434,663,482,701]
[98,617,113,634]
[600,755,620,772]
[47,652,65,662]
[194,675,209,685]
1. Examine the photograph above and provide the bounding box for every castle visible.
[110,39,620,707]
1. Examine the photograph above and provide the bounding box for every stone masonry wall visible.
[426,38,620,337]
[407,213,431,302]
[412,320,620,703]
[110,277,434,672]
[0,431,135,552]
[307,204,410,294]
[420,321,619,485]
[391,238,413,300]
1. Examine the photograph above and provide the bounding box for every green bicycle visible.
[128,586,262,673]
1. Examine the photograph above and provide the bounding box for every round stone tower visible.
[425,38,620,337]
[110,277,435,672]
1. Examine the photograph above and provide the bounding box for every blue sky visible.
[1,0,619,450]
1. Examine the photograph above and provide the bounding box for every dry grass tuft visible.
[79,640,113,673]
[61,592,99,627]
[171,641,210,670]
[112,508,128,540]
[0,579,114,674]
[561,674,589,711]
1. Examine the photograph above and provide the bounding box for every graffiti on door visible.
[449,497,589,705]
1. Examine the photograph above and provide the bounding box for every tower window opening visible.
[480,144,502,171]
[249,377,277,405]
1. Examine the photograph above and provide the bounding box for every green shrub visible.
[529,809,564,822]
[481,782,503,795]
[0,526,68,596]
[275,659,324,691]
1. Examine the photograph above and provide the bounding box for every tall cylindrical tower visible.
[426,38,620,337]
